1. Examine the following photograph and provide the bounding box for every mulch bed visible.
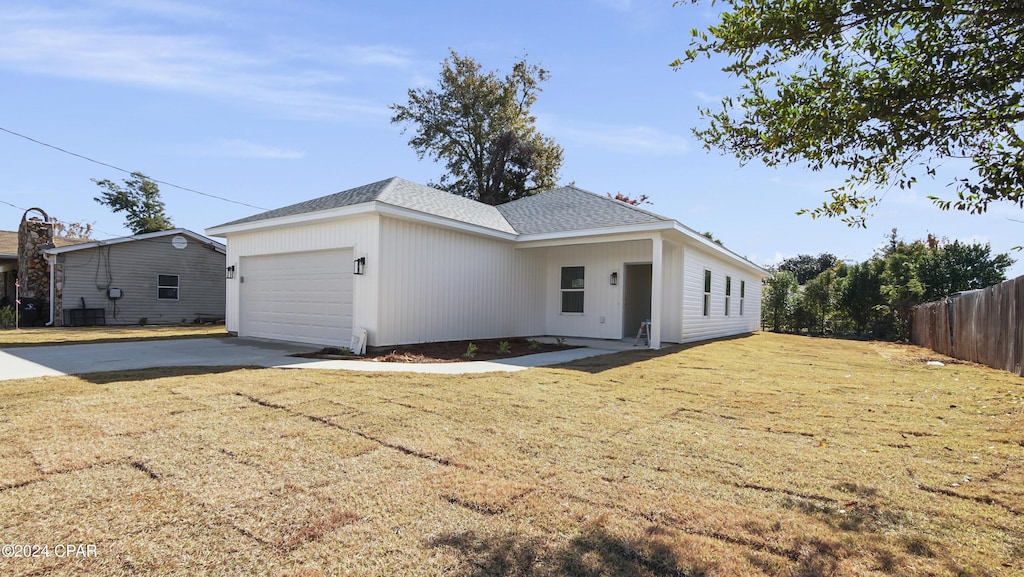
[292,337,578,363]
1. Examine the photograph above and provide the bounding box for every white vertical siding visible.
[660,241,684,343]
[58,237,225,325]
[218,212,765,347]
[375,217,543,345]
[221,215,380,340]
[542,240,652,340]
[680,244,762,342]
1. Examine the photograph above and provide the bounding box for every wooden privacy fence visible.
[911,275,1024,376]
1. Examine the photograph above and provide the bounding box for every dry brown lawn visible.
[0,332,1021,576]
[0,325,226,348]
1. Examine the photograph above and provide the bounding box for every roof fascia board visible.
[205,204,378,237]
[206,201,518,241]
[668,223,769,276]
[44,228,225,255]
[514,222,675,248]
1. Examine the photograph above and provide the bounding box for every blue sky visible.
[2,0,1021,278]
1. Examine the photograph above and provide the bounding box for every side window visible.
[560,266,584,314]
[725,275,732,316]
[158,274,179,300]
[703,269,711,317]
[740,280,746,316]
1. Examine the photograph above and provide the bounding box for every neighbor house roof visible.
[0,229,89,259]
[0,231,17,258]
[43,228,225,256]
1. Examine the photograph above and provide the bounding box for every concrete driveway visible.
[0,337,624,381]
[0,338,316,381]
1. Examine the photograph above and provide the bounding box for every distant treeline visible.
[761,229,1014,340]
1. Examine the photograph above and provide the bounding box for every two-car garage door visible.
[240,249,353,345]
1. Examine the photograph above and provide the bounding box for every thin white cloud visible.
[596,0,632,10]
[339,45,414,68]
[692,90,719,104]
[93,0,223,21]
[0,8,401,121]
[550,118,690,155]
[206,139,305,160]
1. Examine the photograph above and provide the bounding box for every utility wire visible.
[0,197,220,250]
[0,125,268,211]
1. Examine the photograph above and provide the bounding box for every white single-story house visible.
[43,229,226,326]
[206,177,768,349]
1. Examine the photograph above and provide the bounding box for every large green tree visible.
[390,50,563,205]
[919,239,1014,300]
[761,269,798,332]
[838,260,885,336]
[778,253,839,284]
[93,172,174,234]
[675,1,1024,225]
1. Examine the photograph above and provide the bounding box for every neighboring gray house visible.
[43,229,226,326]
[207,177,768,349]
[0,230,18,306]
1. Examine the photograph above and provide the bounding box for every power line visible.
[0,197,195,246]
[0,197,125,240]
[0,125,268,211]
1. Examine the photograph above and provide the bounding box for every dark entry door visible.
[622,263,652,338]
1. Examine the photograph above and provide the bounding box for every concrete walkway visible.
[0,336,638,381]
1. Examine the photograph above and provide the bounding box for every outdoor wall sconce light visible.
[354,257,366,275]
[225,265,236,279]
[609,271,618,286]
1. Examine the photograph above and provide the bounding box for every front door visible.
[622,263,652,338]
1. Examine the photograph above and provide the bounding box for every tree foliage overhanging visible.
[93,172,174,235]
[675,1,1024,225]
[390,50,564,205]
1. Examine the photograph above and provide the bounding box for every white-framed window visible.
[703,269,712,317]
[725,275,732,316]
[560,266,585,314]
[158,274,179,300]
[740,280,746,316]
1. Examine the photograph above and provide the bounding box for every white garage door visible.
[240,249,353,345]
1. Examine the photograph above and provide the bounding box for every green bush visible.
[0,307,15,330]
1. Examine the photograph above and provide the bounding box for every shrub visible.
[463,343,478,359]
[0,307,15,330]
[497,341,511,354]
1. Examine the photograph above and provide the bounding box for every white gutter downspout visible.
[45,254,55,326]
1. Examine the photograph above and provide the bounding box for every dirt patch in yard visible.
[294,337,579,363]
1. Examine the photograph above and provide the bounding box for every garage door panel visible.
[240,250,353,345]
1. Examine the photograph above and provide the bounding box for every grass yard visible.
[0,325,226,348]
[0,332,1021,576]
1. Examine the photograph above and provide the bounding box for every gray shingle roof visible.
[379,178,516,233]
[214,177,517,234]
[213,178,670,236]
[496,185,668,235]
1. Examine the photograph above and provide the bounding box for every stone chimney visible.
[17,208,54,302]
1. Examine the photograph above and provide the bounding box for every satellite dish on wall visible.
[171,235,188,250]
